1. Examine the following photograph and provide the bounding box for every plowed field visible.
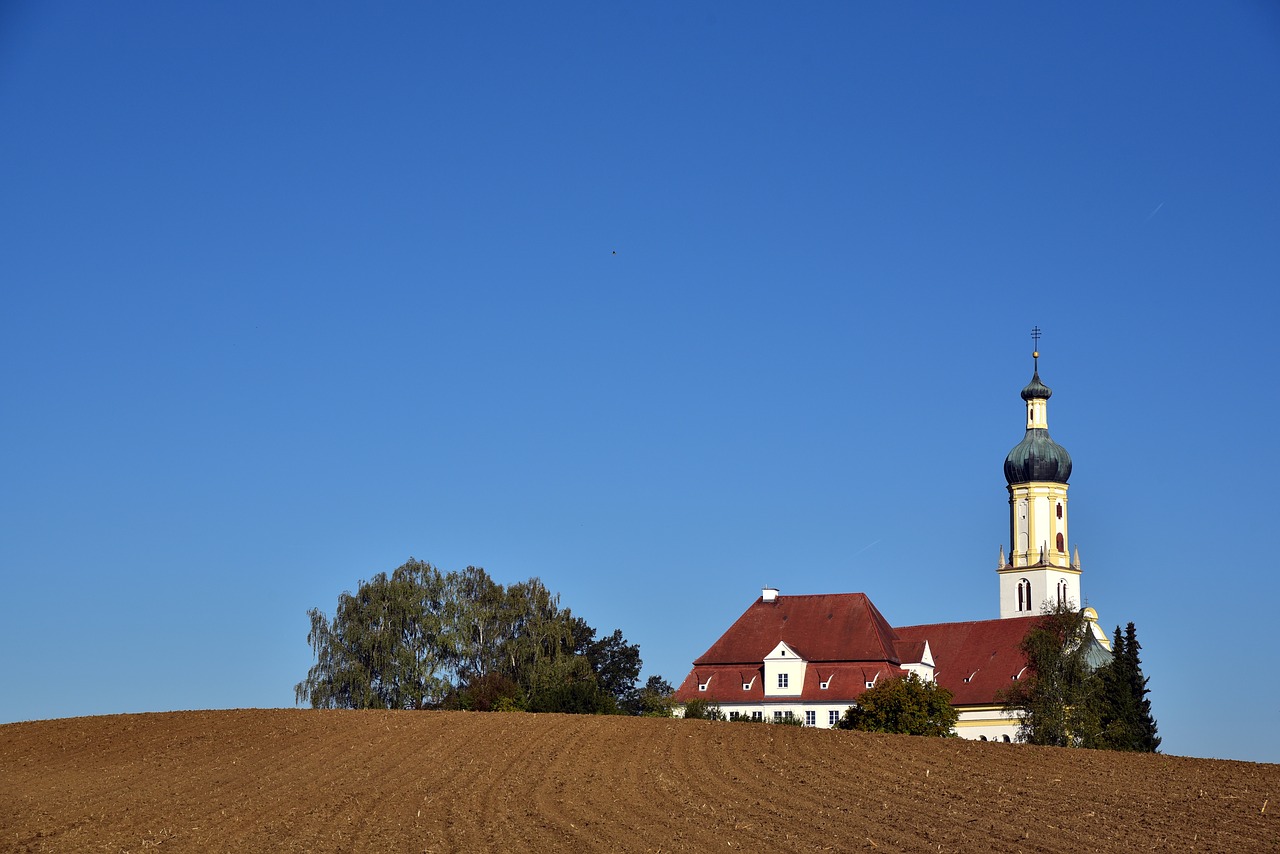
[1,710,1275,852]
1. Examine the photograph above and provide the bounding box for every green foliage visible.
[836,672,958,736]
[454,673,525,712]
[295,558,642,714]
[570,620,642,712]
[1094,623,1161,752]
[681,699,725,721]
[1000,601,1101,747]
[1002,605,1158,751]
[294,559,452,710]
[525,653,619,714]
[635,675,676,717]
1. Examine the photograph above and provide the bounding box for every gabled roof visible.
[893,639,930,666]
[677,591,1056,710]
[896,616,1042,706]
[693,593,902,665]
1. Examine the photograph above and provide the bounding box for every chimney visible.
[762,587,779,602]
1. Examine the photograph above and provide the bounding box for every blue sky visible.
[3,2,1278,763]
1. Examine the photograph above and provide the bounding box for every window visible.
[1057,578,1068,605]
[1002,735,1011,743]
[1057,503,1063,519]
[778,673,789,689]
[819,680,829,690]
[805,710,816,726]
[774,711,784,721]
[1017,578,1031,612]
[1056,533,1065,552]
[828,710,841,726]
[751,711,763,721]
[698,683,708,691]
[742,683,751,691]
[729,711,740,720]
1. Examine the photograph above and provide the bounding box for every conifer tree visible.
[1092,623,1161,751]
[1124,622,1161,752]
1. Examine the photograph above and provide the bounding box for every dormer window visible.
[819,680,829,690]
[742,683,751,691]
[698,682,708,691]
[777,673,789,688]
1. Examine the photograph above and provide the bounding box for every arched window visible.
[1056,533,1065,552]
[1002,734,1011,743]
[1017,578,1031,612]
[1057,579,1068,605]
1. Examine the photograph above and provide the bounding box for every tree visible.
[453,672,525,712]
[681,698,724,721]
[836,672,958,736]
[1095,623,1160,752]
[570,619,642,711]
[296,558,643,715]
[1003,606,1161,751]
[525,654,618,714]
[634,675,675,717]
[1124,623,1161,752]
[295,559,452,710]
[1000,601,1103,747]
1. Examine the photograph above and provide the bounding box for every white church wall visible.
[954,706,1021,742]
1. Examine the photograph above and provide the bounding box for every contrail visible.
[853,539,881,556]
[1145,202,1165,221]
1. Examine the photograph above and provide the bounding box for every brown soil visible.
[1,710,1275,853]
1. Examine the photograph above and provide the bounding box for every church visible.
[673,339,1112,741]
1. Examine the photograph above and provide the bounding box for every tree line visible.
[1001,603,1160,751]
[295,558,662,715]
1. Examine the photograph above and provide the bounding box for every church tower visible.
[997,332,1082,618]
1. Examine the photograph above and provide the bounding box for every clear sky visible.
[3,3,1278,763]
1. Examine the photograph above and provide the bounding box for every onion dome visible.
[1005,365,1071,484]
[1004,429,1072,484]
[1020,371,1052,401]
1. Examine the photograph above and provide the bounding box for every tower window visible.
[1057,503,1063,519]
[1017,578,1031,612]
[1057,579,1068,605]
[1056,533,1065,552]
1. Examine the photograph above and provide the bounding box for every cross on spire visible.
[1031,326,1041,370]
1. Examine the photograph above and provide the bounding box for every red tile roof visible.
[896,616,1042,706]
[674,662,898,704]
[692,593,902,665]
[676,593,1046,708]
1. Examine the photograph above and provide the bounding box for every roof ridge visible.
[897,615,1041,631]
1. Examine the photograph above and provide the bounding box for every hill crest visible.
[2,709,1275,852]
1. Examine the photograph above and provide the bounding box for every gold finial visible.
[1031,326,1041,368]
